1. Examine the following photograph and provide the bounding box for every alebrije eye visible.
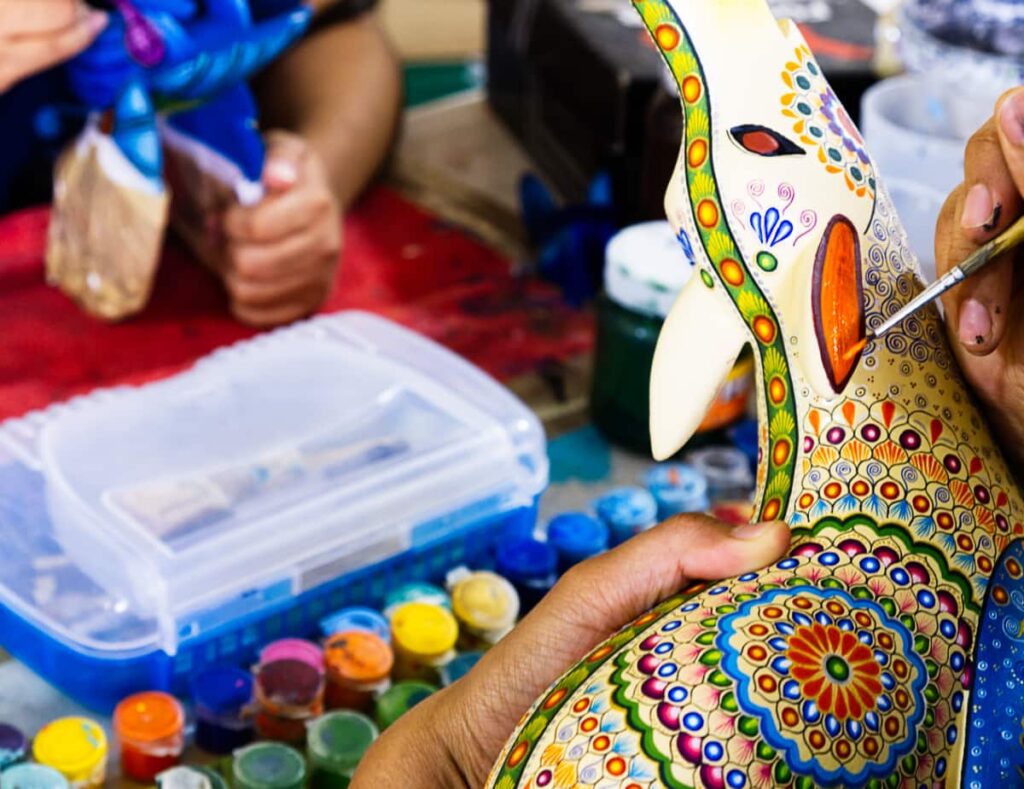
[729,125,805,157]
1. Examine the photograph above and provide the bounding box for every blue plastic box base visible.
[0,484,537,713]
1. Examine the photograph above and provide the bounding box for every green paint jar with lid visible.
[591,221,753,453]
[307,712,379,789]
[374,681,437,730]
[232,742,306,789]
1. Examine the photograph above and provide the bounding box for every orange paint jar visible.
[112,692,185,782]
[323,631,393,712]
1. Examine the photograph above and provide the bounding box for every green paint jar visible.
[156,765,229,789]
[374,681,437,730]
[232,743,306,789]
[307,712,379,789]
[591,221,753,453]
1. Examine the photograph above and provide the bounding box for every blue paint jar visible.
[644,463,710,520]
[382,583,451,619]
[495,538,558,614]
[547,513,610,573]
[0,723,27,770]
[440,652,484,687]
[320,607,391,644]
[0,763,69,789]
[192,666,255,755]
[593,487,659,546]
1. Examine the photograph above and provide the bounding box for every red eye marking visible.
[729,125,805,157]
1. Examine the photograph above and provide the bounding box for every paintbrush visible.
[846,212,1024,361]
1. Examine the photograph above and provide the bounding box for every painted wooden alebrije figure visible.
[487,1,1024,787]
[46,0,310,320]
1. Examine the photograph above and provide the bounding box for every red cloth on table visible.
[0,187,593,421]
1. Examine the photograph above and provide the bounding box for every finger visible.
[262,131,309,193]
[996,87,1024,200]
[225,264,333,309]
[0,0,81,36]
[4,7,108,78]
[225,227,338,283]
[229,295,323,328]
[223,185,330,245]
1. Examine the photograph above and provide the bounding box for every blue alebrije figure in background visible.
[519,172,618,308]
[68,0,311,189]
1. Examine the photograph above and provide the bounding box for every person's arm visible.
[254,3,401,210]
[351,516,790,788]
[935,86,1024,477]
[0,0,107,94]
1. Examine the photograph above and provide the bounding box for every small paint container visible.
[320,607,391,643]
[711,500,755,527]
[644,463,710,520]
[382,582,451,619]
[686,446,755,502]
[307,711,379,789]
[113,691,186,782]
[374,681,437,730]
[260,638,325,672]
[593,487,659,546]
[0,763,70,789]
[447,568,519,650]
[156,765,229,789]
[0,723,28,769]
[323,630,394,712]
[547,512,610,573]
[192,666,255,754]
[440,651,483,687]
[390,602,459,683]
[32,717,108,788]
[254,658,326,745]
[232,743,307,789]
[495,537,558,614]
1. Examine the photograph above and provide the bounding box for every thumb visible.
[262,132,307,192]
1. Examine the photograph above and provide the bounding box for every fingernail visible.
[266,158,298,186]
[731,521,780,540]
[88,9,109,33]
[1000,90,1024,146]
[961,184,999,231]
[959,298,991,347]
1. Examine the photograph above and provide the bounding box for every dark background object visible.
[487,0,882,223]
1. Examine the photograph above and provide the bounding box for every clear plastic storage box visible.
[0,313,547,711]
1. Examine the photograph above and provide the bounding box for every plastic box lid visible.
[0,313,547,658]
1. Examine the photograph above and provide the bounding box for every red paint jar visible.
[112,691,185,782]
[254,658,325,745]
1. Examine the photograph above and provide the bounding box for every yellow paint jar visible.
[448,569,519,651]
[390,602,458,684]
[33,717,108,788]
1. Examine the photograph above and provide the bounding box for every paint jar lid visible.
[390,602,459,662]
[320,607,391,643]
[685,446,754,499]
[114,691,185,743]
[156,765,228,789]
[593,487,658,530]
[449,570,519,638]
[440,651,483,686]
[383,582,451,618]
[259,639,324,673]
[547,513,610,562]
[192,666,254,717]
[0,722,28,768]
[307,711,379,774]
[374,681,437,729]
[232,743,306,789]
[32,717,108,776]
[255,659,324,707]
[0,763,70,789]
[644,463,710,513]
[495,538,558,584]
[324,631,394,685]
[604,221,692,318]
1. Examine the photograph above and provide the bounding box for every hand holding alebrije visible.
[936,86,1024,474]
[351,516,790,789]
[220,131,342,327]
[0,0,107,93]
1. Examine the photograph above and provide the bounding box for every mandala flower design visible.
[786,622,882,720]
